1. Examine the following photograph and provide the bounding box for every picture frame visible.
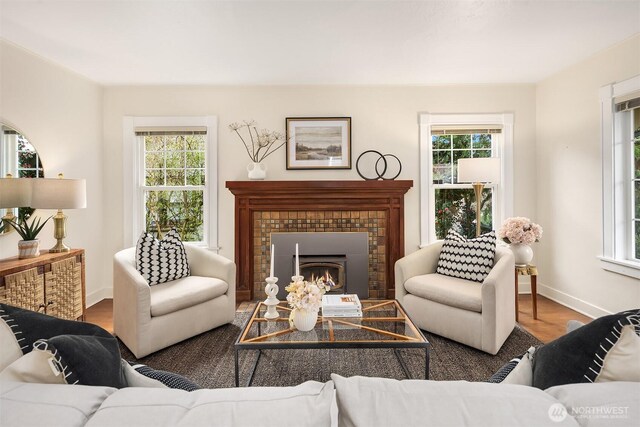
[286,117,352,170]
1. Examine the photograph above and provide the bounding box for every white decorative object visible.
[270,244,275,277]
[264,276,280,320]
[295,243,300,277]
[509,243,534,267]
[291,308,318,332]
[285,274,330,331]
[247,162,267,180]
[18,240,40,259]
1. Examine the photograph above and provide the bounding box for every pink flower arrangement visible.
[498,217,543,245]
[285,278,331,312]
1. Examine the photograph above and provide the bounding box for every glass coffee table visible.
[234,299,429,387]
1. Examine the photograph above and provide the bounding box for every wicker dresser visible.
[0,249,85,320]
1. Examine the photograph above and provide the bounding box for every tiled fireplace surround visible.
[226,180,413,302]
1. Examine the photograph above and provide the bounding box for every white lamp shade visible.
[0,178,33,208]
[457,158,501,183]
[30,178,87,209]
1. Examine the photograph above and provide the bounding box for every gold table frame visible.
[235,299,430,387]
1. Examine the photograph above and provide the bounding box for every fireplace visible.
[299,256,346,293]
[271,232,368,300]
[226,180,413,301]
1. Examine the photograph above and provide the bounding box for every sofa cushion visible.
[436,229,496,283]
[532,310,640,389]
[404,273,482,312]
[136,228,190,286]
[331,374,578,427]
[150,276,228,317]
[0,381,116,427]
[545,382,640,427]
[86,380,335,427]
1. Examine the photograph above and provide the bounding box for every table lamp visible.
[0,174,33,231]
[457,158,500,237]
[30,174,86,252]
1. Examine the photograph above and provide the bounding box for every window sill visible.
[598,256,640,279]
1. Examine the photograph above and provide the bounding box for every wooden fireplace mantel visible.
[226,180,413,301]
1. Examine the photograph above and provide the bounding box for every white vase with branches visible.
[229,120,287,180]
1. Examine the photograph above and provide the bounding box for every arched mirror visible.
[0,123,45,234]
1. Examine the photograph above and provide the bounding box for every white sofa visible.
[395,241,515,355]
[113,245,236,358]
[2,377,638,427]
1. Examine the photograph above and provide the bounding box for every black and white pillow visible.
[135,228,190,286]
[0,303,127,388]
[436,229,497,283]
[128,362,199,391]
[532,309,640,389]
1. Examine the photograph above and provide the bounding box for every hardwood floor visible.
[85,294,591,344]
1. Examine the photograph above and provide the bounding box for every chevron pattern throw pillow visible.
[436,229,496,283]
[135,228,190,286]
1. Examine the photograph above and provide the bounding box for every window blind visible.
[615,95,640,112]
[135,126,207,136]
[431,125,502,135]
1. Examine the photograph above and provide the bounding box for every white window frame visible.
[599,75,640,279]
[419,113,514,247]
[123,116,219,251]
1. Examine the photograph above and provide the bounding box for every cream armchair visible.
[395,241,515,355]
[113,245,236,358]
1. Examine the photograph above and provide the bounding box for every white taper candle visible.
[295,243,300,277]
[270,244,275,278]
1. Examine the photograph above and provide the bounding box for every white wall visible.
[536,35,640,317]
[0,41,106,304]
[103,85,537,296]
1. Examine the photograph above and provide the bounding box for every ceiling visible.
[0,0,638,86]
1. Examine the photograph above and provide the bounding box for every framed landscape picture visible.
[286,117,352,170]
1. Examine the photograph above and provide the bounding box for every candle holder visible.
[291,275,304,283]
[264,276,280,319]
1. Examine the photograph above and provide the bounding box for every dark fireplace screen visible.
[298,256,346,293]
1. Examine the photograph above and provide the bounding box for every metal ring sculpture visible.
[356,150,402,180]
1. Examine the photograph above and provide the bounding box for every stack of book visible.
[322,294,362,318]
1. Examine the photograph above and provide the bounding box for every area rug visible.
[118,313,542,388]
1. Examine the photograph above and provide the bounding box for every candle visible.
[270,244,275,278]
[295,243,300,277]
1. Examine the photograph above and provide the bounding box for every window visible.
[419,113,513,246]
[600,76,640,278]
[123,117,218,249]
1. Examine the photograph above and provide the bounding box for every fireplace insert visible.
[298,256,346,294]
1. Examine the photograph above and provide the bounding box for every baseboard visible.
[86,287,113,308]
[537,283,610,319]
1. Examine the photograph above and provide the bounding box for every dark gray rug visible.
[119,313,542,388]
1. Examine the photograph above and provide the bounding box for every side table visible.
[515,265,538,321]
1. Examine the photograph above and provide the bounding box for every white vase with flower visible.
[285,276,331,332]
[229,120,287,180]
[497,217,543,266]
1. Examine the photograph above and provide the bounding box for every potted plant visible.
[3,215,51,259]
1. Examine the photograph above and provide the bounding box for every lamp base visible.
[472,182,484,237]
[49,211,70,252]
[49,239,71,253]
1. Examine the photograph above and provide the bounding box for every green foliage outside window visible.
[432,133,495,239]
[143,134,206,241]
[435,188,493,239]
